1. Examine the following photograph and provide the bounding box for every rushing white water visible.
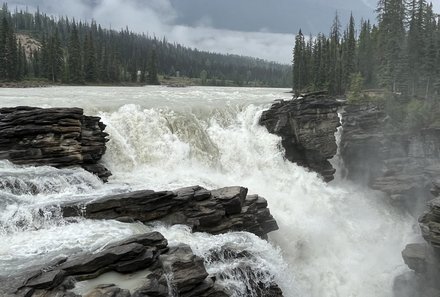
[0,86,417,297]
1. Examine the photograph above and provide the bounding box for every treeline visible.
[292,0,440,98]
[0,3,291,87]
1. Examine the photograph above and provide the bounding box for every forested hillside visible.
[293,0,440,99]
[0,3,291,87]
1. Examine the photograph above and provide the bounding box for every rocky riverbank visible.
[0,106,111,181]
[259,94,342,182]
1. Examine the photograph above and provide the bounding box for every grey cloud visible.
[8,0,295,63]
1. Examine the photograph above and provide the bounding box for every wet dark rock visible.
[160,244,209,293]
[402,243,430,274]
[1,227,283,297]
[259,96,342,182]
[83,284,131,297]
[0,232,233,297]
[0,232,167,296]
[26,270,66,290]
[62,186,278,238]
[132,275,168,297]
[0,106,110,181]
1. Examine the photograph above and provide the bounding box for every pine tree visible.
[67,24,83,84]
[377,0,406,91]
[84,31,97,82]
[292,29,305,94]
[329,13,342,95]
[343,13,356,92]
[0,16,9,80]
[40,35,50,79]
[147,48,160,85]
[50,30,64,82]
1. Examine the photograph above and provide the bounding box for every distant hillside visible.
[0,3,291,87]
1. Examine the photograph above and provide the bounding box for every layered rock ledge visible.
[62,185,278,238]
[1,231,283,297]
[259,94,342,182]
[0,106,111,181]
[0,232,229,297]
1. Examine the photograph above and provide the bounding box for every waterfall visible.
[0,86,418,297]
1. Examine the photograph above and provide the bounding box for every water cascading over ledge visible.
[259,93,342,182]
[0,106,111,181]
[0,105,283,297]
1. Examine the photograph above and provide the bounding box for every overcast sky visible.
[6,0,439,64]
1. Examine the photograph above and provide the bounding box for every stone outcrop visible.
[340,103,440,212]
[259,95,342,182]
[0,106,111,181]
[62,185,278,238]
[0,232,231,297]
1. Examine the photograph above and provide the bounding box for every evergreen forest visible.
[0,3,291,87]
[292,0,440,100]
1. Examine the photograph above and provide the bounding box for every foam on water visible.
[0,86,417,296]
[99,97,416,297]
[0,219,151,275]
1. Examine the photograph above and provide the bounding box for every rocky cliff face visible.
[0,107,111,181]
[400,181,440,297]
[340,103,440,212]
[259,95,341,182]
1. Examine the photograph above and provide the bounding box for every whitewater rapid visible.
[0,86,417,297]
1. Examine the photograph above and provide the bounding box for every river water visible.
[0,86,417,297]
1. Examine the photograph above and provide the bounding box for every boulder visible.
[0,107,111,181]
[160,245,209,293]
[83,284,131,297]
[259,95,342,182]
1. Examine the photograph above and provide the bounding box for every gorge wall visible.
[400,181,440,297]
[340,102,440,213]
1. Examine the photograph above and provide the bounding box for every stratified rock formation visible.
[62,186,278,238]
[400,181,440,297]
[341,103,440,212]
[259,94,341,182]
[0,106,111,181]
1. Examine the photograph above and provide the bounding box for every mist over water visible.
[0,86,418,296]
